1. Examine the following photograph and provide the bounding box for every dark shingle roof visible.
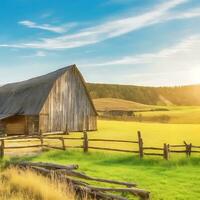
[0,65,74,118]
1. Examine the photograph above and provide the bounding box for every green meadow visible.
[135,106,200,124]
[65,119,200,149]
[3,150,200,200]
[1,119,200,200]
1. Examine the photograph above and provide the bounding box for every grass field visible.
[1,120,200,200]
[3,119,200,156]
[66,120,200,149]
[93,98,200,124]
[97,120,200,144]
[4,150,200,200]
[135,106,200,124]
[0,167,75,200]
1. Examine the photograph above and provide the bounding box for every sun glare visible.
[189,67,200,84]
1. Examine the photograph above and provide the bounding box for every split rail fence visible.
[1,131,200,160]
[13,162,150,200]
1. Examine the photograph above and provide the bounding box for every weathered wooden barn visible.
[0,65,97,136]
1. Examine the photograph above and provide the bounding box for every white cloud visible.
[18,20,76,33]
[21,51,47,58]
[121,69,200,86]
[81,35,200,86]
[1,0,199,50]
[87,35,200,67]
[166,8,200,20]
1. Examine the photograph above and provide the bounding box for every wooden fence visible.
[14,162,150,200]
[1,131,200,160]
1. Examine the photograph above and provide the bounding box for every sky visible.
[0,0,200,86]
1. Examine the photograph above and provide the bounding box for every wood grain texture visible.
[39,66,97,132]
[1,116,26,136]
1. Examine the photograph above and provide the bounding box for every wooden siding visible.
[0,115,39,136]
[39,67,97,132]
[1,116,26,136]
[26,116,39,135]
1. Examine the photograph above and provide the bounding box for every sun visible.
[189,67,200,84]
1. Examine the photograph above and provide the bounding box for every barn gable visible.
[0,65,97,135]
[40,65,97,132]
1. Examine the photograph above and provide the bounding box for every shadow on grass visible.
[3,149,200,169]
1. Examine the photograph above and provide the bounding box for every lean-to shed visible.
[0,65,97,136]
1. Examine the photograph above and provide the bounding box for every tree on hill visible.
[87,83,200,106]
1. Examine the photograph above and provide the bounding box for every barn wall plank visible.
[39,67,97,132]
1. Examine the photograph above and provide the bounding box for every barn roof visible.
[0,65,77,119]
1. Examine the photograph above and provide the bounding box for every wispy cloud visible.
[121,68,200,86]
[84,35,200,69]
[1,0,197,50]
[166,8,200,20]
[22,51,47,58]
[18,20,76,33]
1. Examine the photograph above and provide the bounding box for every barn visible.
[0,65,97,136]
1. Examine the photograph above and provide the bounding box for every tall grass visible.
[8,149,200,200]
[0,168,75,200]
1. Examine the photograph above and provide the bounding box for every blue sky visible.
[1,0,200,86]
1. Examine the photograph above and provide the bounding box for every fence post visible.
[60,137,66,150]
[137,131,143,159]
[167,144,170,157]
[39,130,43,150]
[0,139,4,159]
[65,124,69,135]
[163,143,169,160]
[83,131,88,153]
[184,141,190,157]
[189,143,192,157]
[185,142,192,157]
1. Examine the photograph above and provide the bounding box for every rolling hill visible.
[93,98,150,111]
[93,98,200,124]
[87,83,200,106]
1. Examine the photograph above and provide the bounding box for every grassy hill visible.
[87,83,200,106]
[93,98,151,111]
[93,98,200,124]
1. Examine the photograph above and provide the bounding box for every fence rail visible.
[1,131,200,160]
[14,161,150,200]
[88,138,138,143]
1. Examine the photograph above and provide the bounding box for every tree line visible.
[87,83,200,106]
